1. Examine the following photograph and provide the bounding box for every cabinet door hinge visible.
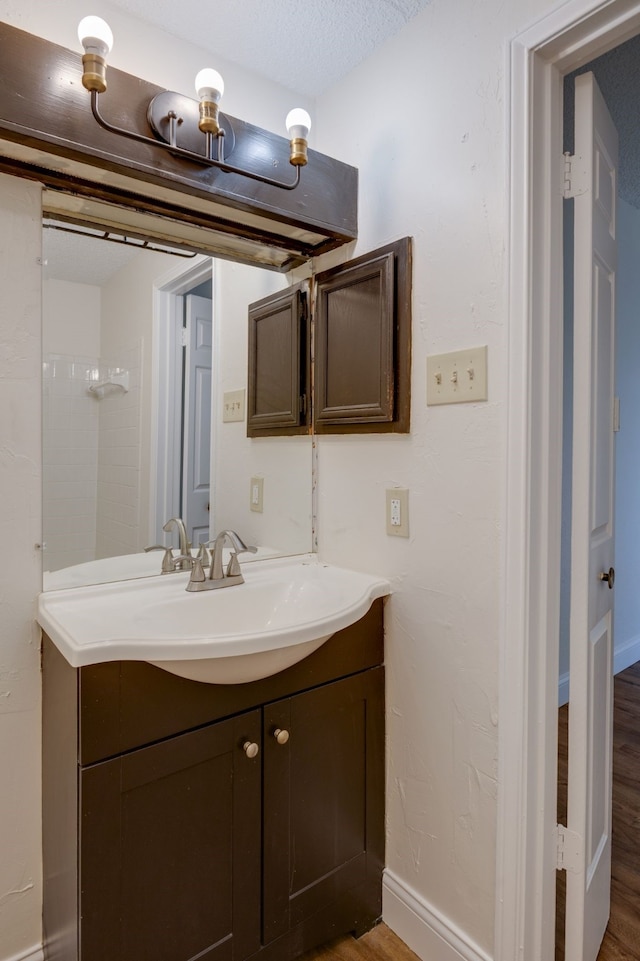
[300,393,308,415]
[556,823,584,873]
[614,396,621,432]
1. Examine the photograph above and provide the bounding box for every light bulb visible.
[78,16,113,56]
[195,68,224,103]
[286,108,311,140]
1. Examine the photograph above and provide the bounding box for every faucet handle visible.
[169,553,195,572]
[144,544,165,552]
[195,543,210,566]
[184,558,208,592]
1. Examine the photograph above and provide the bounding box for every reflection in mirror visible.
[42,220,313,590]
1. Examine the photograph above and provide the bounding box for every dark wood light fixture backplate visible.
[0,22,358,271]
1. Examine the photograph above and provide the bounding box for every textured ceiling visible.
[106,0,432,97]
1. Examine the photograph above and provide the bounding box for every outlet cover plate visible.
[386,488,409,537]
[426,346,488,405]
[250,476,264,513]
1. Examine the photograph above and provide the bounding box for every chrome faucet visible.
[186,530,257,592]
[162,517,193,571]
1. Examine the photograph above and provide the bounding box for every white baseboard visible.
[382,869,492,961]
[3,946,44,961]
[558,635,640,707]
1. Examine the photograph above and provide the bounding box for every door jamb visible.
[149,256,213,545]
[500,2,640,959]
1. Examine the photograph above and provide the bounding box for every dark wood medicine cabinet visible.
[247,237,412,437]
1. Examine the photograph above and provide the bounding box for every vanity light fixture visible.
[77,16,312,191]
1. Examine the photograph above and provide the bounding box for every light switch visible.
[223,389,246,422]
[426,346,488,405]
[386,488,409,537]
[250,476,264,513]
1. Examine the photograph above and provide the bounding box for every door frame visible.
[500,1,640,959]
[149,256,213,545]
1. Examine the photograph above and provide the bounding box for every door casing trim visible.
[150,257,213,546]
[500,1,640,958]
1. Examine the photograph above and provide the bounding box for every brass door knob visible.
[273,728,290,745]
[599,567,615,589]
[243,741,259,759]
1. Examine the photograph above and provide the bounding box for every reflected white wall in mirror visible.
[42,225,313,589]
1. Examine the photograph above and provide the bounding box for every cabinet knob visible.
[243,741,259,759]
[273,728,290,745]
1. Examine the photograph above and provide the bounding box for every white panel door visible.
[183,293,212,547]
[565,71,617,961]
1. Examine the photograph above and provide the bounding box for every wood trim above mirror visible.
[0,22,358,271]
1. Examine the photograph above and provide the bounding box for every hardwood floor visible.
[557,661,640,960]
[299,924,420,961]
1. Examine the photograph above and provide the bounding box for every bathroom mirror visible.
[41,219,313,590]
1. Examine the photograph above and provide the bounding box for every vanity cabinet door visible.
[79,710,262,961]
[262,668,384,946]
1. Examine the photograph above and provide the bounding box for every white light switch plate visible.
[250,476,264,513]
[223,389,246,422]
[386,488,409,537]
[426,346,488,405]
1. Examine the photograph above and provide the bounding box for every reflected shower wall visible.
[42,274,145,573]
[42,344,144,572]
[42,353,100,572]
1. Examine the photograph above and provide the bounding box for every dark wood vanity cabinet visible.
[80,711,263,961]
[42,601,385,961]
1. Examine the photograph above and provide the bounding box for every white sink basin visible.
[37,555,390,684]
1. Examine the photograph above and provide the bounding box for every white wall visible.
[0,173,43,961]
[312,1,555,956]
[42,280,101,571]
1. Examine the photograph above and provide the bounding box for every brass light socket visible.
[289,138,308,167]
[81,53,107,93]
[198,100,220,136]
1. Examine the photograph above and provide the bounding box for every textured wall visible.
[0,174,43,960]
[314,0,555,955]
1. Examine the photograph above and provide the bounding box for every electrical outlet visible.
[250,476,264,513]
[386,488,409,537]
[426,346,488,405]
[223,389,246,422]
